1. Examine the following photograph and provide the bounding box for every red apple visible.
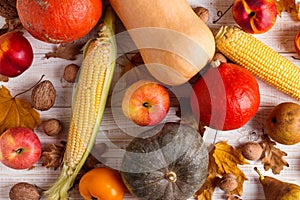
[294,30,300,56]
[232,0,277,34]
[122,80,170,126]
[0,32,34,77]
[0,127,42,169]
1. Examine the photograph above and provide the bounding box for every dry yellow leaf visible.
[0,86,41,134]
[194,150,217,200]
[275,0,300,19]
[195,141,248,200]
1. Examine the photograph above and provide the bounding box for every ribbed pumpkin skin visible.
[190,63,260,131]
[121,122,209,200]
[16,0,102,43]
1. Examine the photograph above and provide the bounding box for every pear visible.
[254,167,300,200]
[265,102,300,145]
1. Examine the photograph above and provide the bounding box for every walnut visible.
[41,142,66,170]
[9,182,42,200]
[0,0,18,19]
[42,118,62,136]
[63,63,79,83]
[0,18,23,36]
[31,80,56,111]
[193,7,209,23]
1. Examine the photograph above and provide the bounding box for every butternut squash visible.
[110,0,215,85]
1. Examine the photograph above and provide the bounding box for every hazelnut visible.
[217,173,238,193]
[42,118,62,136]
[63,63,79,83]
[213,52,227,63]
[31,80,56,111]
[193,7,209,23]
[241,142,263,161]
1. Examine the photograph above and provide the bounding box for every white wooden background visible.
[1,0,300,199]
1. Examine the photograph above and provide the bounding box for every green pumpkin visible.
[121,122,208,200]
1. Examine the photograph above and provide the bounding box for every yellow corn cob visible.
[44,7,116,200]
[215,26,300,100]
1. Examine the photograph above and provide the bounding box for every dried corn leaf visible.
[0,86,41,134]
[260,134,289,174]
[195,141,248,200]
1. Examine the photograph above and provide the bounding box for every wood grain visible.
[1,0,300,199]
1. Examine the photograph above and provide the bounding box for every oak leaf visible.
[195,141,248,200]
[260,134,289,174]
[0,86,41,134]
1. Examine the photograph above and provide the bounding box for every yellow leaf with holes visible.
[195,141,248,200]
[0,86,41,134]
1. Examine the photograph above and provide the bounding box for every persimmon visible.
[79,167,125,200]
[16,0,102,43]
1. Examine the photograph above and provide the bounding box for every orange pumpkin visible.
[16,0,102,43]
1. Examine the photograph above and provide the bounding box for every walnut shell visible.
[31,80,56,111]
[9,182,41,200]
[0,0,18,19]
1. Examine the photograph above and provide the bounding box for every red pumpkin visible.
[16,0,102,43]
[190,62,260,131]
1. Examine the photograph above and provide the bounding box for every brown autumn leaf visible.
[0,86,41,134]
[195,141,248,200]
[275,0,300,20]
[260,134,289,174]
[276,0,295,14]
[194,149,218,200]
[45,42,84,60]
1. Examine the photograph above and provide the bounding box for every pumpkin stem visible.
[165,171,177,183]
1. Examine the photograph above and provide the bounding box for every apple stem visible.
[143,102,151,108]
[13,75,45,98]
[15,148,23,154]
[213,3,233,24]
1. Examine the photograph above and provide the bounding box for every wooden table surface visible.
[1,0,300,199]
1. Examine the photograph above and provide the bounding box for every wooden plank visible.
[1,0,300,199]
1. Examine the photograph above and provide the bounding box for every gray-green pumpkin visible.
[120,122,209,200]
